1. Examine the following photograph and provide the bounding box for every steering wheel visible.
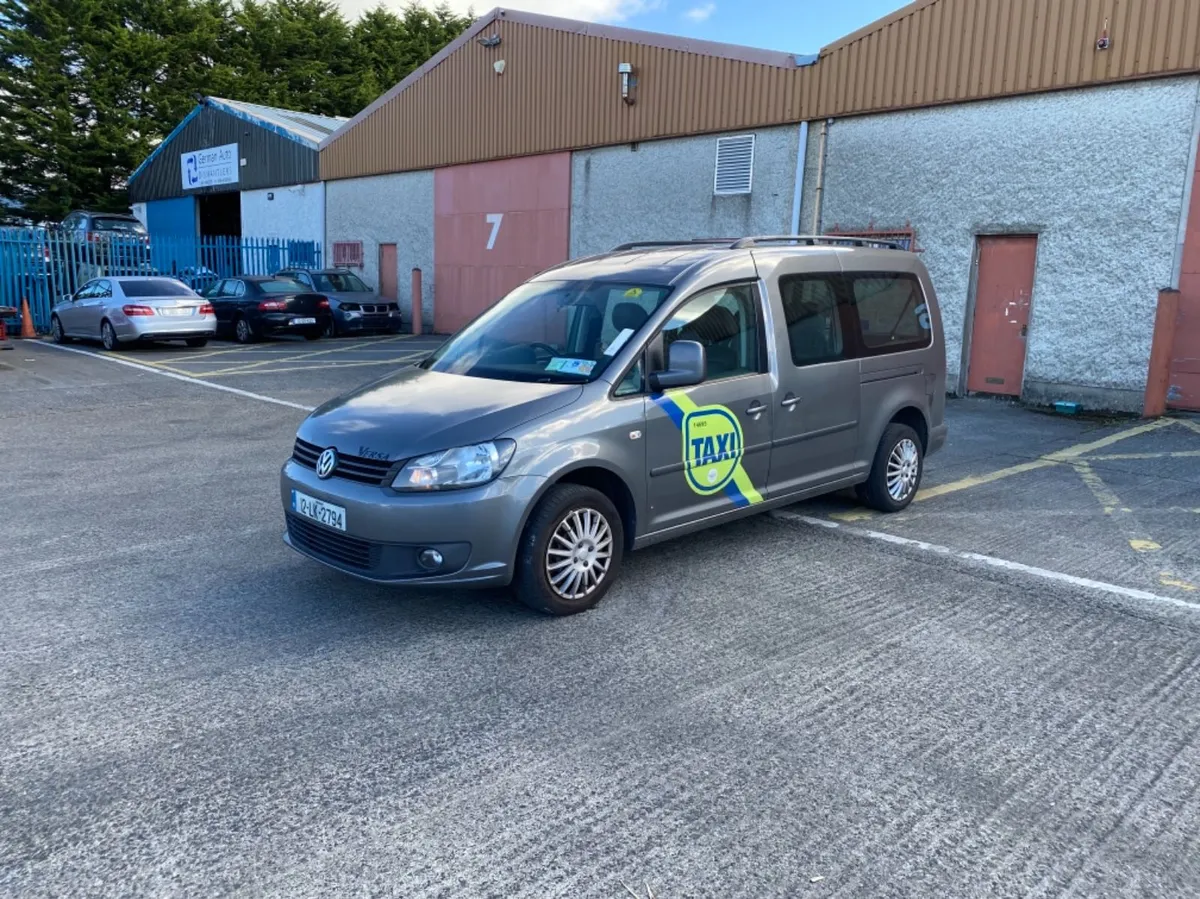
[528,342,558,364]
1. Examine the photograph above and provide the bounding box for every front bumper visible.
[279,459,544,587]
[338,311,402,333]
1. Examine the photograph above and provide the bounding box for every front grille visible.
[292,438,395,485]
[287,514,381,571]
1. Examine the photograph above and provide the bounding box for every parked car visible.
[56,211,152,276]
[275,267,402,337]
[50,276,216,350]
[202,276,331,343]
[280,235,948,616]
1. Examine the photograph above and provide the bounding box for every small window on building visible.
[849,273,932,355]
[714,134,755,196]
[332,241,363,268]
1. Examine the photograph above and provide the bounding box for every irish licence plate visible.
[291,489,346,531]
[161,307,193,316]
[292,317,316,325]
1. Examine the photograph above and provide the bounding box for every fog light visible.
[417,548,444,570]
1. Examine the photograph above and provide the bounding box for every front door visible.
[767,270,862,497]
[968,235,1038,396]
[59,281,94,334]
[645,283,773,534]
[79,279,112,336]
[378,244,398,302]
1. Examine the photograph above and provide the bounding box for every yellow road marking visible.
[1042,417,1175,461]
[1160,573,1199,592]
[1085,450,1200,460]
[98,353,201,378]
[1070,461,1126,515]
[1174,418,1200,436]
[913,458,1058,502]
[1130,539,1163,552]
[201,334,414,376]
[200,353,428,378]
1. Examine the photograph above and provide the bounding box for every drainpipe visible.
[789,121,809,235]
[810,118,831,234]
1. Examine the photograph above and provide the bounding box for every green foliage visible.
[0,0,472,224]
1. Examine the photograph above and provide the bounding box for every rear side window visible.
[780,275,846,367]
[849,273,931,355]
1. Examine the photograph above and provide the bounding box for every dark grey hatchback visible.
[281,237,947,615]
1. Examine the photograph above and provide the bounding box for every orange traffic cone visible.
[19,296,36,338]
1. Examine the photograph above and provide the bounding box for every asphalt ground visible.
[2,336,1199,898]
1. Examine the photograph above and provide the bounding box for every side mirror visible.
[649,340,707,391]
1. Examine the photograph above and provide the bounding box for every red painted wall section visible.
[433,153,571,334]
[1170,150,1200,411]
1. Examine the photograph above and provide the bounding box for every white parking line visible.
[772,509,1200,613]
[37,342,316,412]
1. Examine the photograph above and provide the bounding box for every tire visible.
[51,315,71,344]
[512,484,625,616]
[100,319,122,351]
[857,422,924,513]
[323,318,338,338]
[185,337,209,348]
[234,316,256,344]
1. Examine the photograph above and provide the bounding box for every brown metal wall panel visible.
[321,1,1200,182]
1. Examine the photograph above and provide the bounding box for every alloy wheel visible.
[545,507,614,601]
[886,438,920,501]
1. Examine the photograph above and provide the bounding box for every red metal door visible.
[378,244,398,302]
[433,153,571,334]
[1168,296,1200,410]
[967,235,1038,396]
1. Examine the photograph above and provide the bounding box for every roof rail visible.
[730,235,903,250]
[609,238,737,252]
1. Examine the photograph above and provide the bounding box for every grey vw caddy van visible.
[282,237,947,615]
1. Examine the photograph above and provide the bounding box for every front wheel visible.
[51,315,71,344]
[100,320,122,351]
[512,484,625,616]
[857,422,924,512]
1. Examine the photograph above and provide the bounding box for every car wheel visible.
[234,316,256,344]
[185,337,209,348]
[51,315,71,344]
[100,319,122,351]
[857,422,924,513]
[323,318,338,338]
[512,484,624,616]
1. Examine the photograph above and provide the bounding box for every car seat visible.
[676,305,741,376]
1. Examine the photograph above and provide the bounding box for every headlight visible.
[343,310,362,319]
[392,440,516,491]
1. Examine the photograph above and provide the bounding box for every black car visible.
[202,276,331,343]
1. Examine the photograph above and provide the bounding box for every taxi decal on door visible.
[652,391,764,507]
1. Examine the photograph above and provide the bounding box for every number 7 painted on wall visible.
[486,213,504,250]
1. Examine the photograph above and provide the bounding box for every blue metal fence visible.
[0,229,321,333]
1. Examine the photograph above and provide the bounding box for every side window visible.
[96,280,112,298]
[297,272,313,287]
[662,283,763,381]
[849,273,931,355]
[614,357,644,398]
[780,274,846,367]
[74,281,96,300]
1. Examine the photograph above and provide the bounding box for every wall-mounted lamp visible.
[618,62,636,105]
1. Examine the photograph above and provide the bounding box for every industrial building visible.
[129,97,346,249]
[313,0,1200,412]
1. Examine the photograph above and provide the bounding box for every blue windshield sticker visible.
[546,357,596,376]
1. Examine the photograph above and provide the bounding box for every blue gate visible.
[0,229,322,333]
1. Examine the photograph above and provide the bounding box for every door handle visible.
[746,401,767,416]
[781,394,801,409]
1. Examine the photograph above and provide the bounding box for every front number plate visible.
[291,489,346,531]
[291,317,317,325]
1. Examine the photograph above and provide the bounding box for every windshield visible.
[312,272,369,292]
[260,279,308,295]
[119,279,195,297]
[93,217,146,234]
[422,280,672,384]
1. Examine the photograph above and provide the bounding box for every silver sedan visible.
[51,276,218,350]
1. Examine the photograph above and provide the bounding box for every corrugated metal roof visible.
[320,0,1200,182]
[206,98,347,148]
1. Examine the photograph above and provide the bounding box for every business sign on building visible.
[180,143,239,190]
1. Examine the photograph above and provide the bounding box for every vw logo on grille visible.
[316,448,338,479]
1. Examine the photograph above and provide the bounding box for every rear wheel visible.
[323,318,338,338]
[512,484,624,616]
[185,337,208,348]
[234,316,256,344]
[51,315,71,344]
[857,422,924,513]
[100,319,122,351]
